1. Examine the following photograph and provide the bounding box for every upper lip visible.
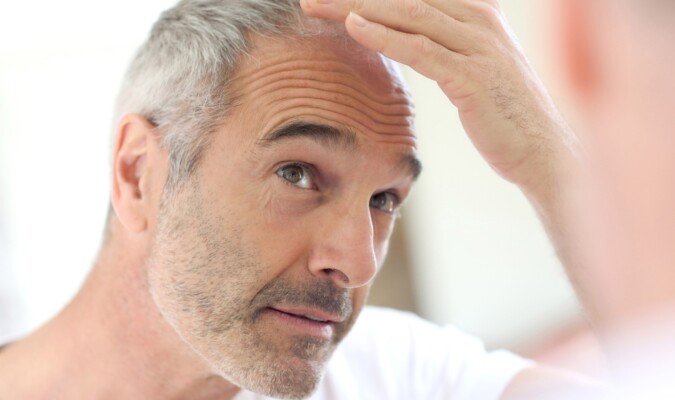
[269,306,345,323]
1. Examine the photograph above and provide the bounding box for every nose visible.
[308,203,379,289]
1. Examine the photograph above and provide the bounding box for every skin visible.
[0,33,417,399]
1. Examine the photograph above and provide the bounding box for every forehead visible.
[227,33,417,149]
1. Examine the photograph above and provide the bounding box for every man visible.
[0,0,595,399]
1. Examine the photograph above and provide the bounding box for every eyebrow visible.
[258,120,423,181]
[259,121,358,150]
[403,152,423,182]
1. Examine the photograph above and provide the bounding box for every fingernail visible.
[350,12,368,28]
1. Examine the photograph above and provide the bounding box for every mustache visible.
[252,277,353,321]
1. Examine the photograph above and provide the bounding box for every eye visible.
[276,163,315,189]
[370,192,399,214]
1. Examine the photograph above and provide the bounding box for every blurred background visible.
[0,0,599,374]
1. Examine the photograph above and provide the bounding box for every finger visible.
[302,0,504,29]
[303,0,474,54]
[345,12,471,96]
[300,0,349,22]
[434,0,506,31]
[301,0,499,20]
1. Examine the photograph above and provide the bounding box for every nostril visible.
[325,268,349,285]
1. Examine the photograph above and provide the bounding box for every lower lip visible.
[264,308,335,339]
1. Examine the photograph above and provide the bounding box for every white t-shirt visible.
[235,306,533,400]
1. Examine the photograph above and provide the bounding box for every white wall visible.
[0,0,580,349]
[0,0,178,341]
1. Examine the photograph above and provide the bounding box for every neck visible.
[0,231,240,400]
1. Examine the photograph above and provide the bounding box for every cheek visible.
[148,193,270,326]
[199,176,319,284]
[352,285,371,309]
[373,215,396,263]
[257,182,323,221]
[242,196,314,273]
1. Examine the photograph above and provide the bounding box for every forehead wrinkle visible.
[229,41,417,149]
[262,92,413,129]
[233,59,411,106]
[248,77,414,139]
[262,102,412,142]
[243,77,412,119]
[260,101,416,143]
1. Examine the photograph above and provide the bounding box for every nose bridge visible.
[310,199,378,288]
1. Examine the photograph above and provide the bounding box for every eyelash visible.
[275,162,403,213]
[371,191,402,214]
[275,162,316,189]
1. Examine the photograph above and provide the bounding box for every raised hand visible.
[301,0,576,190]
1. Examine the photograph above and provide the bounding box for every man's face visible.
[146,35,418,398]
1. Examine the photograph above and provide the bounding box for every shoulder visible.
[315,306,534,400]
[235,307,534,400]
[344,306,524,366]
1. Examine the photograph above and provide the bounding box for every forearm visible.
[514,115,598,316]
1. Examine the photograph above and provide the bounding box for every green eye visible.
[370,192,398,214]
[276,164,314,189]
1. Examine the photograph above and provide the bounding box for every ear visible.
[111,113,166,233]
[557,0,598,97]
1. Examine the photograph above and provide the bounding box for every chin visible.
[216,355,326,400]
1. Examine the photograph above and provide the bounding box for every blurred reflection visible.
[555,0,675,397]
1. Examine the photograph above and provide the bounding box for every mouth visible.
[270,306,343,323]
[264,306,343,339]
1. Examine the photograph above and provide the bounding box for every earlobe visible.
[111,113,161,233]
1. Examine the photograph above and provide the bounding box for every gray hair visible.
[114,0,344,190]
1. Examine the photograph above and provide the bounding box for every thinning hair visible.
[114,0,345,191]
[102,0,349,241]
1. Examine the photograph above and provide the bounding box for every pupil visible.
[285,167,302,183]
[374,194,386,208]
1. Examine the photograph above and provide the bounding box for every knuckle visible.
[413,35,434,56]
[485,11,504,29]
[402,0,428,21]
[470,2,503,28]
[403,36,423,68]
